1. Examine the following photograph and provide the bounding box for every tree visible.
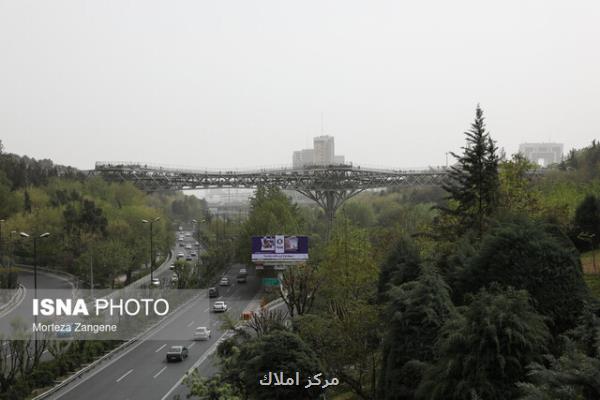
[517,309,600,400]
[296,301,381,400]
[184,371,242,400]
[461,216,588,333]
[319,215,378,304]
[573,194,600,254]
[237,186,304,263]
[23,190,32,213]
[499,153,541,215]
[379,266,455,400]
[418,286,550,400]
[377,236,422,302]
[236,330,323,400]
[441,105,500,237]
[279,263,320,317]
[245,308,289,337]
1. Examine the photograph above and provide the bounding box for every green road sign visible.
[262,278,280,286]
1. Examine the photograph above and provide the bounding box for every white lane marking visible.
[116,369,133,382]
[188,342,195,349]
[155,344,166,353]
[160,330,229,400]
[187,321,194,327]
[153,366,167,379]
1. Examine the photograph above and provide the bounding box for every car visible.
[151,277,160,287]
[185,244,192,250]
[195,241,200,246]
[186,255,192,261]
[177,252,184,259]
[169,265,175,270]
[193,326,211,340]
[208,287,219,298]
[179,242,185,247]
[185,233,191,237]
[178,226,183,231]
[166,345,188,362]
[237,268,248,283]
[178,237,184,242]
[190,251,197,257]
[212,301,228,312]
[219,277,230,286]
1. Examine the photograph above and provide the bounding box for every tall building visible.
[313,135,335,165]
[518,143,564,167]
[292,135,344,167]
[293,149,314,168]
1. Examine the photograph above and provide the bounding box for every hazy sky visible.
[1,0,599,170]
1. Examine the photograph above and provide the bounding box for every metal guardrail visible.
[29,251,178,400]
[0,284,25,318]
[31,289,202,400]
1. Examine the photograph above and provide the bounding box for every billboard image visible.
[252,235,309,261]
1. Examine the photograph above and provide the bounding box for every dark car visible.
[166,346,188,362]
[208,287,219,298]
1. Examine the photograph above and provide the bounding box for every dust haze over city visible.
[1,0,599,170]
[4,2,600,400]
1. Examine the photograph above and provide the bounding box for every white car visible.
[177,252,184,259]
[219,277,230,286]
[212,301,228,312]
[193,326,211,340]
[151,278,160,287]
[169,265,176,270]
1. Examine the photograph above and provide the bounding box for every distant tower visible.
[518,143,564,167]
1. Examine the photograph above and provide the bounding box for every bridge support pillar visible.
[296,189,363,237]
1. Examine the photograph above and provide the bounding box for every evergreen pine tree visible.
[379,265,455,400]
[442,105,500,237]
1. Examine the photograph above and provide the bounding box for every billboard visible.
[251,235,309,261]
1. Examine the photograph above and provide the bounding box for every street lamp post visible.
[142,217,160,283]
[19,231,51,351]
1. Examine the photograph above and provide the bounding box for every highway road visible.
[48,233,262,400]
[0,267,75,336]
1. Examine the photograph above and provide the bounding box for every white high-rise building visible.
[313,135,335,165]
[292,135,344,168]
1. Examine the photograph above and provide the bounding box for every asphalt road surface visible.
[49,264,262,400]
[0,267,75,336]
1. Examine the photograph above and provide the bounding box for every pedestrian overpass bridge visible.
[93,162,449,222]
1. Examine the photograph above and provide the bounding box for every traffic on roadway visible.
[44,230,262,400]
